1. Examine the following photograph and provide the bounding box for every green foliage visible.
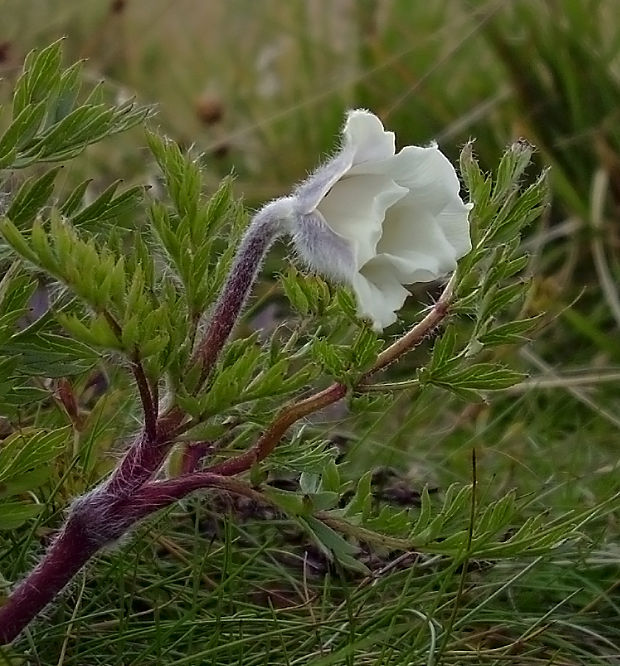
[0,426,69,529]
[177,331,318,421]
[267,432,338,474]
[311,325,381,384]
[387,142,550,402]
[267,458,585,573]
[69,180,147,229]
[1,40,148,169]
[0,263,36,346]
[300,514,368,574]
[0,263,98,413]
[5,166,63,226]
[250,143,563,568]
[148,133,246,318]
[1,43,553,573]
[280,267,333,317]
[0,427,69,485]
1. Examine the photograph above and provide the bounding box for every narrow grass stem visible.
[590,169,620,329]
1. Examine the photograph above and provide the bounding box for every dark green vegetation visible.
[0,2,618,664]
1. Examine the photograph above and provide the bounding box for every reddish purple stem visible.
[0,515,97,643]
[180,441,214,474]
[0,474,261,643]
[194,203,286,376]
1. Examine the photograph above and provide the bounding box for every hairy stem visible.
[0,200,294,644]
[205,382,347,476]
[134,473,269,512]
[0,513,98,644]
[193,198,292,381]
[105,202,292,493]
[131,353,158,439]
[0,472,259,644]
[103,310,158,439]
[180,441,214,474]
[104,407,185,497]
[369,273,456,375]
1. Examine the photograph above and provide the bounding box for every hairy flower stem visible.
[370,273,456,374]
[194,198,292,382]
[206,383,347,476]
[104,409,184,496]
[0,518,98,644]
[0,200,293,644]
[0,472,264,644]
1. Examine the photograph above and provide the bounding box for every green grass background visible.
[0,1,619,664]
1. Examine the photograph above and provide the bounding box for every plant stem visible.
[180,441,214,474]
[105,202,293,494]
[103,412,181,497]
[0,514,98,644]
[103,310,158,439]
[369,273,456,375]
[205,382,347,477]
[193,198,292,382]
[0,471,262,643]
[204,276,457,477]
[134,473,269,512]
[130,353,158,440]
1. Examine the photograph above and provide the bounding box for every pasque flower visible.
[0,104,472,644]
[290,109,472,331]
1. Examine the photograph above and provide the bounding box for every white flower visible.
[290,109,473,331]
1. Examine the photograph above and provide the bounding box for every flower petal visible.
[376,251,443,284]
[293,147,354,214]
[291,211,357,283]
[344,110,395,165]
[290,110,471,332]
[317,174,407,268]
[377,194,459,282]
[386,144,461,205]
[352,256,411,331]
[436,200,473,259]
[349,143,468,218]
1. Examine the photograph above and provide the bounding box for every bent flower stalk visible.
[0,109,471,644]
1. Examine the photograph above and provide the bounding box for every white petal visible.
[350,143,466,216]
[352,257,411,331]
[386,146,473,258]
[293,147,354,214]
[291,211,357,283]
[387,144,461,203]
[317,174,407,268]
[377,195,459,282]
[437,200,473,259]
[344,110,395,165]
[376,251,443,284]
